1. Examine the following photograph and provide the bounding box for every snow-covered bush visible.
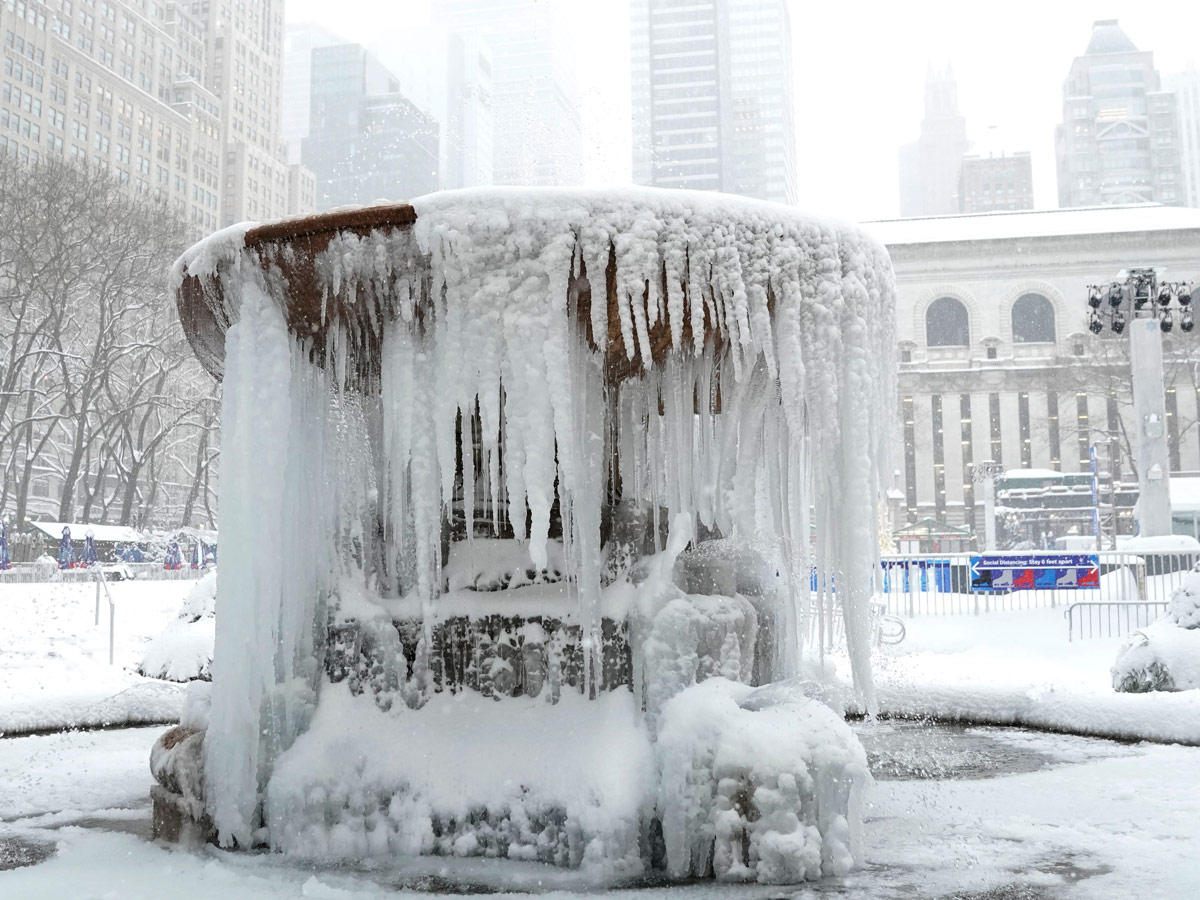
[137,571,216,682]
[1112,564,1200,692]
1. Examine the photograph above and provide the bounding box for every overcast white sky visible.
[285,0,1200,221]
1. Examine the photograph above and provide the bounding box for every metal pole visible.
[1129,316,1172,536]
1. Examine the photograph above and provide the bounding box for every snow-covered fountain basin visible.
[161,187,897,884]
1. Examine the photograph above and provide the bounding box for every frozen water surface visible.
[3,723,1199,899]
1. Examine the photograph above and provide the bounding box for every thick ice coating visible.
[180,187,897,872]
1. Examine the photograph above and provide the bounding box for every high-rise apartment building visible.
[630,0,795,205]
[302,43,438,210]
[0,0,222,234]
[0,0,312,239]
[1055,20,1182,208]
[898,66,969,216]
[432,0,582,186]
[959,152,1034,213]
[1165,66,1200,208]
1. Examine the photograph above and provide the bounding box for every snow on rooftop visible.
[863,203,1200,248]
[29,521,144,543]
[1170,476,1200,513]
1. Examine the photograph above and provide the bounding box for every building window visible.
[1107,397,1122,482]
[902,397,917,519]
[932,394,945,516]
[925,297,969,347]
[961,394,974,515]
[1047,392,1061,470]
[1077,393,1090,470]
[989,393,1003,466]
[1011,293,1056,343]
[1019,392,1032,469]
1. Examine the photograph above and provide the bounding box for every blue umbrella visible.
[81,530,98,567]
[0,522,11,570]
[58,526,75,569]
[164,539,182,570]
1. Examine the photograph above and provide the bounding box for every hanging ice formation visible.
[170,187,897,881]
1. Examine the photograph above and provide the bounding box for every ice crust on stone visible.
[187,187,896,874]
[655,678,868,883]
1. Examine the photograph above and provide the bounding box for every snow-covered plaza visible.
[3,576,1200,898]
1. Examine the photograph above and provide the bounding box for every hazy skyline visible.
[285,0,1200,221]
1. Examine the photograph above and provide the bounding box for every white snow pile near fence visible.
[137,570,217,682]
[1112,564,1200,693]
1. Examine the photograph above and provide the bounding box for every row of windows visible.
[925,294,1057,348]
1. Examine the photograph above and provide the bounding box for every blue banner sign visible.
[970,553,1099,592]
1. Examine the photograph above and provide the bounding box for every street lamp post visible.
[1086,268,1193,538]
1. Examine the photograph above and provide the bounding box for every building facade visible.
[281,20,341,165]
[1165,66,1200,209]
[302,42,438,210]
[0,0,312,238]
[630,0,795,205]
[1055,19,1183,209]
[898,66,968,217]
[868,204,1200,543]
[958,151,1033,213]
[378,25,493,191]
[433,0,581,187]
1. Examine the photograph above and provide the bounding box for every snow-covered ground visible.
[2,723,1200,898]
[0,579,195,735]
[850,605,1200,744]
[5,578,1200,894]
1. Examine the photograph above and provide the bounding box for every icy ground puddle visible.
[851,720,1131,781]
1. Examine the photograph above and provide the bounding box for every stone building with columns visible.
[865,203,1200,542]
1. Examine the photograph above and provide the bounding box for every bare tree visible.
[0,156,220,528]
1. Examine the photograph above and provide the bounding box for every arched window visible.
[1011,293,1056,343]
[925,297,969,347]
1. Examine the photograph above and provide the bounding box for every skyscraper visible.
[195,0,314,226]
[1165,66,1200,208]
[282,22,346,166]
[302,44,439,210]
[0,0,312,237]
[897,66,969,217]
[630,0,796,205]
[432,0,582,186]
[1055,20,1182,208]
[379,25,494,191]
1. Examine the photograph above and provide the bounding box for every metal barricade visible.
[874,549,1196,620]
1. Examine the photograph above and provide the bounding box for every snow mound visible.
[265,687,653,882]
[137,572,216,682]
[1113,567,1200,693]
[1169,564,1200,629]
[655,678,868,884]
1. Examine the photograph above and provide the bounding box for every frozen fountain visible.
[154,187,897,884]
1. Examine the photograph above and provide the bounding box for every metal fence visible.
[1065,601,1170,641]
[875,550,1195,622]
[0,562,204,585]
